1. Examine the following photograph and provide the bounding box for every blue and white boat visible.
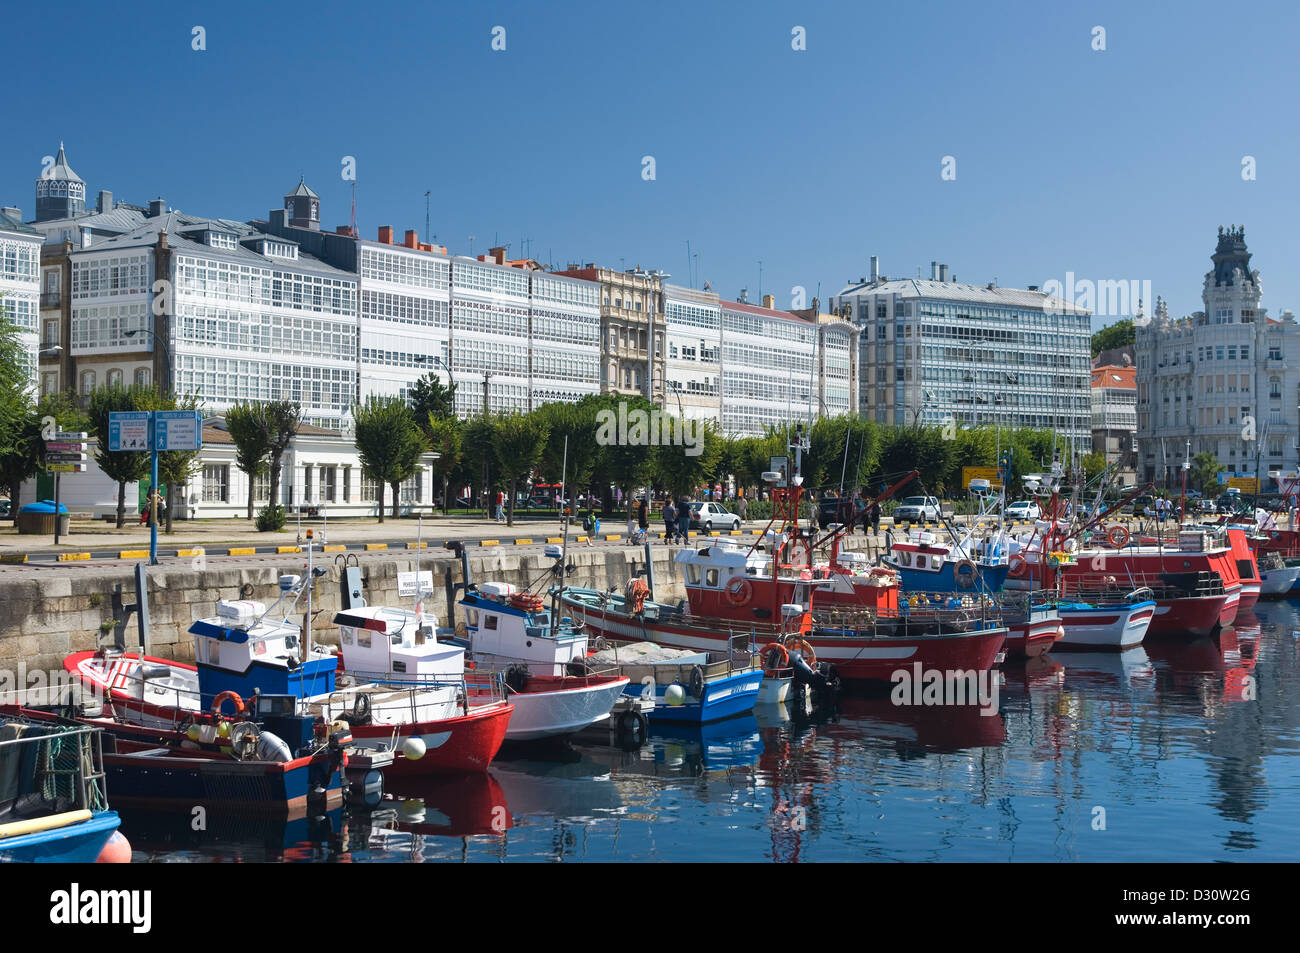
[0,714,127,863]
[884,530,1011,593]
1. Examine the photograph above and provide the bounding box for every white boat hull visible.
[504,678,631,741]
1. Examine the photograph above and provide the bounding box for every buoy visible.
[217,721,231,739]
[186,724,201,741]
[402,736,427,761]
[665,684,687,706]
[95,830,132,864]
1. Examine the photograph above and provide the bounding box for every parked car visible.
[689,502,741,532]
[0,499,9,518]
[1006,500,1042,521]
[894,496,942,522]
[816,495,860,528]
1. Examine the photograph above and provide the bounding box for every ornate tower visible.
[1202,225,1261,323]
[35,143,86,222]
[284,177,320,230]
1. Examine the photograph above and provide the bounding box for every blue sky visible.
[5,0,1299,328]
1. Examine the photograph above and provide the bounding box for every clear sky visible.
[5,0,1299,329]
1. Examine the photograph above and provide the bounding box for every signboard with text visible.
[962,466,1004,490]
[108,412,151,451]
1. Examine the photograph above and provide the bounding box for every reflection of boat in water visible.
[823,692,1006,753]
[116,806,345,862]
[1056,647,1155,691]
[648,715,763,773]
[370,771,511,837]
[487,753,628,819]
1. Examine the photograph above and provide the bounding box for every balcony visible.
[40,291,61,308]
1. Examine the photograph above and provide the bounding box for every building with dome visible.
[1135,226,1300,490]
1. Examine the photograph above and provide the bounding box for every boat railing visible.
[815,590,1001,631]
[1064,569,1225,601]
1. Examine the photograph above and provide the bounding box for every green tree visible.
[226,402,272,520]
[492,411,550,526]
[651,417,724,497]
[87,383,154,527]
[1081,451,1109,480]
[0,315,35,517]
[354,396,425,523]
[591,394,657,514]
[152,392,205,532]
[409,372,457,434]
[264,400,302,511]
[1190,452,1221,495]
[459,415,498,511]
[534,398,599,495]
[426,415,462,514]
[1091,319,1135,358]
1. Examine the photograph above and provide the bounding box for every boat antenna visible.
[552,435,569,621]
[415,515,425,627]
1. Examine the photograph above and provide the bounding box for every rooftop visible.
[834,276,1089,315]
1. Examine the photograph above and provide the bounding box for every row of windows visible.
[531,309,600,345]
[0,240,40,281]
[722,342,813,376]
[175,256,356,315]
[177,304,356,361]
[176,357,355,414]
[71,255,148,297]
[77,368,151,394]
[532,350,599,382]
[360,247,450,290]
[361,290,450,328]
[721,310,815,344]
[70,302,149,350]
[666,301,720,331]
[454,261,529,298]
[2,295,37,331]
[452,299,528,337]
[532,274,599,308]
[449,338,528,375]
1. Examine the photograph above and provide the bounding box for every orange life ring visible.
[1107,525,1130,548]
[786,638,817,666]
[212,691,245,717]
[1008,554,1028,578]
[762,643,790,671]
[724,575,753,607]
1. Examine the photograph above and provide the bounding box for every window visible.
[107,369,123,388]
[343,467,351,502]
[303,465,313,501]
[254,471,270,502]
[80,370,95,394]
[203,464,229,503]
[134,367,151,387]
[324,467,337,503]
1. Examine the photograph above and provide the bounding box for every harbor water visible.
[118,601,1300,862]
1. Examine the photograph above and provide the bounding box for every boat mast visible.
[552,436,569,622]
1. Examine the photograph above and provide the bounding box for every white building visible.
[0,209,41,390]
[1135,226,1300,487]
[663,283,722,423]
[720,296,816,436]
[831,260,1092,450]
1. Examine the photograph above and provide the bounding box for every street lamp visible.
[123,327,171,393]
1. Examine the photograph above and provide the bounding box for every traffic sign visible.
[52,432,87,441]
[155,410,202,451]
[46,452,87,464]
[45,441,87,452]
[109,411,151,451]
[47,463,86,473]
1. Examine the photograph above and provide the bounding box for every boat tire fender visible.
[689,665,705,699]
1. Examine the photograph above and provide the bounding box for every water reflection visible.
[115,603,1300,861]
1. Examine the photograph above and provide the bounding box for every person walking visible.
[736,495,748,524]
[870,500,881,536]
[677,495,693,544]
[663,499,677,544]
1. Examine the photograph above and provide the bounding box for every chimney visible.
[489,245,507,264]
[148,198,166,217]
[870,255,879,282]
[378,226,394,244]
[930,261,939,280]
[762,293,775,309]
[404,229,419,249]
[269,209,287,228]
[97,190,113,213]
[1,206,19,222]
[336,225,352,235]
[939,263,948,282]
[1028,285,1039,292]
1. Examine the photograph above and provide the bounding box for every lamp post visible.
[123,327,171,394]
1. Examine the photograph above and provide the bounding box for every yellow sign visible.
[962,466,1004,489]
[1227,477,1259,493]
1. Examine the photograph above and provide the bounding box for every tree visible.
[426,414,462,514]
[1081,451,1109,480]
[264,400,302,511]
[591,394,656,514]
[408,373,457,431]
[1190,452,1221,495]
[87,383,154,527]
[535,398,599,495]
[1091,319,1135,358]
[226,402,272,520]
[651,417,723,497]
[0,315,35,517]
[458,415,498,511]
[492,411,550,526]
[354,396,425,523]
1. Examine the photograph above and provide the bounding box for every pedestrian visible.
[736,495,748,524]
[677,496,692,544]
[870,500,881,535]
[663,499,677,543]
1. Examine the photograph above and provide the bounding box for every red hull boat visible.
[347,703,513,777]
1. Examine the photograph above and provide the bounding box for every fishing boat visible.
[66,553,512,777]
[1256,550,1300,597]
[0,713,128,863]
[5,702,350,817]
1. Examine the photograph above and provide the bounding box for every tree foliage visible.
[226,402,273,520]
[491,411,550,526]
[354,396,425,522]
[1091,319,1135,358]
[87,383,155,527]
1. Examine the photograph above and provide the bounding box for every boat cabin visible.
[458,583,588,675]
[334,605,464,682]
[188,598,336,702]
